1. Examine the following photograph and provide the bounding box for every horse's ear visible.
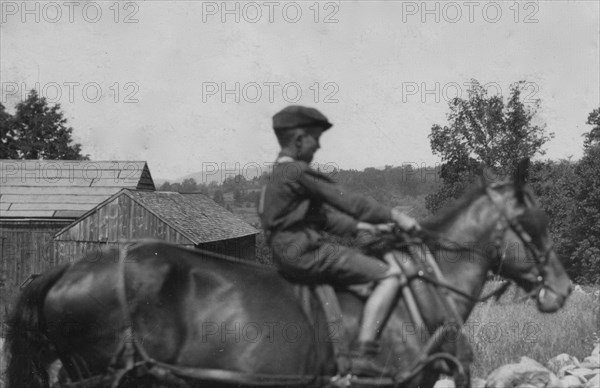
[514,158,530,199]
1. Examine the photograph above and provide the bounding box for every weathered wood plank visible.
[98,201,108,241]
[0,210,55,217]
[80,216,89,241]
[119,195,131,240]
[0,160,144,170]
[107,200,119,241]
[1,194,109,204]
[0,186,121,195]
[88,211,98,241]
[10,203,95,211]
[54,210,86,218]
[1,177,139,187]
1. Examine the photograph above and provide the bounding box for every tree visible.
[528,159,578,273]
[2,90,88,159]
[213,190,225,206]
[583,108,600,148]
[159,181,172,191]
[426,80,552,213]
[197,183,209,195]
[222,174,247,192]
[233,188,245,206]
[181,178,199,193]
[0,102,19,158]
[568,107,600,283]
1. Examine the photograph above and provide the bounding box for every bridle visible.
[364,181,560,387]
[484,182,556,298]
[391,181,558,304]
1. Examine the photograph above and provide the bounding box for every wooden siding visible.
[0,220,71,327]
[55,194,193,245]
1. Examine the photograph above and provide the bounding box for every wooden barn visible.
[53,189,258,261]
[0,160,258,326]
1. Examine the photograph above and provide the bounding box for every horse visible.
[6,162,572,388]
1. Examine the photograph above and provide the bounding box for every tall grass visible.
[467,282,599,378]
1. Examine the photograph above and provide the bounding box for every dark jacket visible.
[259,157,392,250]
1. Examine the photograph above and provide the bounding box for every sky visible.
[1,0,599,181]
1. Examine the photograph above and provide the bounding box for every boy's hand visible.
[391,208,420,233]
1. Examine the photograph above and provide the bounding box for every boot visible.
[351,340,390,377]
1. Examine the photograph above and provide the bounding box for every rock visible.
[549,374,569,388]
[549,354,581,375]
[561,374,586,388]
[567,368,598,381]
[433,378,456,388]
[580,355,600,370]
[486,357,563,388]
[585,374,599,388]
[559,365,579,378]
[471,377,486,388]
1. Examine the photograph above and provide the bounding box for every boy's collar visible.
[276,155,295,164]
[276,151,295,164]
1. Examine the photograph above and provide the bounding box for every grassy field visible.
[466,282,600,378]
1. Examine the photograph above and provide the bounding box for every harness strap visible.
[391,238,469,386]
[418,243,463,325]
[107,243,156,388]
[391,253,427,331]
[314,285,352,376]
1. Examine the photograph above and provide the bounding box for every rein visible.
[484,184,555,298]
[384,182,554,305]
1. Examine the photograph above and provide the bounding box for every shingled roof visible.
[0,160,155,219]
[126,190,258,243]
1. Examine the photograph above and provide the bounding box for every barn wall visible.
[197,235,256,260]
[55,194,192,244]
[0,220,71,329]
[54,241,120,265]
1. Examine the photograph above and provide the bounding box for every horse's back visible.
[44,241,331,376]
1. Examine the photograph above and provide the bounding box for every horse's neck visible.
[433,195,502,319]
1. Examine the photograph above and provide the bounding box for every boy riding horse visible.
[258,105,420,377]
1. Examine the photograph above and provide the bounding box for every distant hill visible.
[181,165,265,184]
[159,164,390,185]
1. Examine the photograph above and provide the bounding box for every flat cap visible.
[272,106,333,131]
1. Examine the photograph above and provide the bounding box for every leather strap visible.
[419,244,464,325]
[314,285,352,376]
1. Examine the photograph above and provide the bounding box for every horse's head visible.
[483,159,571,312]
